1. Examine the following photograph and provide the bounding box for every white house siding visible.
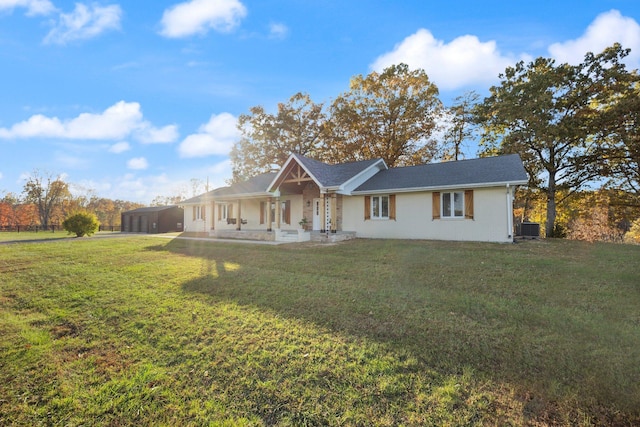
[342,187,514,243]
[184,195,306,232]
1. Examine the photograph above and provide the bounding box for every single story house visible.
[121,205,184,234]
[180,153,528,243]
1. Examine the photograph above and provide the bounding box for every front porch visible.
[210,228,357,243]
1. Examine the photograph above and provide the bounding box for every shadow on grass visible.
[148,237,640,424]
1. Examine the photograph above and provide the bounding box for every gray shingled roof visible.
[181,172,277,204]
[353,154,528,193]
[293,154,382,187]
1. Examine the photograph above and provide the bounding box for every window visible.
[193,205,205,221]
[433,190,473,220]
[364,195,396,220]
[372,195,389,219]
[259,200,290,224]
[442,191,464,218]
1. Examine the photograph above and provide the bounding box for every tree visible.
[325,63,442,167]
[475,44,635,237]
[599,81,640,196]
[440,91,480,161]
[22,170,71,229]
[63,212,99,237]
[230,92,326,182]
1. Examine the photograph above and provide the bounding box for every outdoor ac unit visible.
[517,222,540,238]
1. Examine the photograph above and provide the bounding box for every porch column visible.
[266,197,272,232]
[236,199,242,231]
[330,193,337,233]
[320,193,326,233]
[275,195,281,229]
[211,200,215,230]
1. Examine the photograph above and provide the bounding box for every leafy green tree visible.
[230,92,326,182]
[63,212,100,237]
[22,170,71,229]
[326,63,442,167]
[599,81,640,196]
[475,44,635,237]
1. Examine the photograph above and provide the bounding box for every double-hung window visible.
[442,191,464,218]
[371,195,389,219]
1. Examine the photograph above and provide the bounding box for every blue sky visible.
[1,0,639,203]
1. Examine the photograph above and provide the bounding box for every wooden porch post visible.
[330,193,337,233]
[211,200,215,230]
[236,199,242,231]
[276,195,281,229]
[320,193,326,233]
[266,197,272,231]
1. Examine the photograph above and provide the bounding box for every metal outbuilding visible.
[121,205,184,233]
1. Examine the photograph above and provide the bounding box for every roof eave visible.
[351,179,529,195]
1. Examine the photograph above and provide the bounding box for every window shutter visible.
[465,190,474,219]
[364,196,371,220]
[284,200,291,224]
[432,192,440,220]
[389,194,396,220]
[260,202,265,224]
[192,206,196,221]
[202,206,206,220]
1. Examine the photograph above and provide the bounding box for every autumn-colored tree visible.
[230,92,326,182]
[476,44,636,237]
[440,91,480,161]
[22,170,72,229]
[326,63,442,167]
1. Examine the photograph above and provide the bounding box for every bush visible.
[63,212,100,237]
[567,205,624,243]
[624,218,640,244]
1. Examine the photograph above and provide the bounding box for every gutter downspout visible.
[506,184,513,241]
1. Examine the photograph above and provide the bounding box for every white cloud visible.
[269,22,288,39]
[160,0,247,38]
[0,0,55,16]
[127,157,149,170]
[136,124,179,144]
[178,112,239,158]
[44,3,122,45]
[549,10,640,68]
[0,171,3,180]
[0,101,179,144]
[109,141,131,153]
[371,28,524,90]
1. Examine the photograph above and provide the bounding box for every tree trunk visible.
[546,174,557,237]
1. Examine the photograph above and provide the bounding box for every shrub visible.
[567,205,624,243]
[63,212,100,237]
[624,218,640,244]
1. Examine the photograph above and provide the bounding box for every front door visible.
[313,198,331,231]
[312,198,321,230]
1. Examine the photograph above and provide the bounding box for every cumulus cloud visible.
[108,141,131,153]
[549,10,640,68]
[127,157,148,170]
[160,0,247,38]
[371,29,524,90]
[0,101,179,144]
[0,0,55,16]
[178,112,239,158]
[44,3,122,45]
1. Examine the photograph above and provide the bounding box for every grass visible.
[0,230,121,242]
[1,236,639,426]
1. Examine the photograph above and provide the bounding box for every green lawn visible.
[0,230,121,243]
[1,236,638,426]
